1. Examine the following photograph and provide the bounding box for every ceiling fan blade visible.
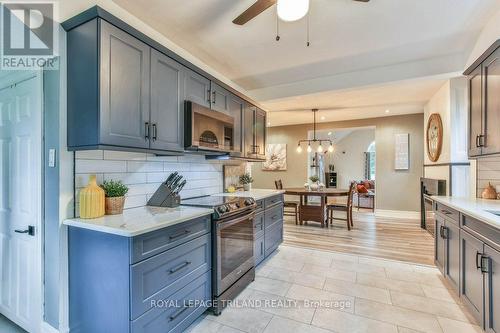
[233,0,277,25]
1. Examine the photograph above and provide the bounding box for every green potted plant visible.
[239,173,254,191]
[100,180,129,215]
[309,175,320,190]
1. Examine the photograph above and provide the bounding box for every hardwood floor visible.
[283,210,435,265]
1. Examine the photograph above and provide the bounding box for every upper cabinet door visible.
[483,47,500,155]
[244,105,256,157]
[211,83,230,114]
[255,108,266,158]
[184,69,211,108]
[484,244,500,333]
[100,21,150,149]
[228,94,244,155]
[469,66,483,157]
[150,49,184,152]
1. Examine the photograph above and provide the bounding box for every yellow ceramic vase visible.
[79,175,105,219]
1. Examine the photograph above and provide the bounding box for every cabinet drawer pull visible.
[152,123,157,141]
[207,89,211,103]
[212,91,216,104]
[441,210,452,215]
[271,215,278,220]
[476,251,482,270]
[168,261,191,274]
[169,229,190,240]
[145,122,150,140]
[169,306,189,321]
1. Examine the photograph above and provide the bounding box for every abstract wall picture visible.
[262,144,287,171]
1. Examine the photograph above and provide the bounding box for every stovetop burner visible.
[181,195,256,220]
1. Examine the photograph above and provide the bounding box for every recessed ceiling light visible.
[385,109,390,113]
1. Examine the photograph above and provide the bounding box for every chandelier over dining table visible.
[296,109,334,153]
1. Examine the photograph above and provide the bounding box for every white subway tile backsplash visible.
[104,151,147,161]
[74,150,228,214]
[76,159,127,173]
[477,156,500,197]
[75,150,104,160]
[127,161,164,173]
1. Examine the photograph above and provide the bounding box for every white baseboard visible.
[41,321,59,333]
[375,209,420,219]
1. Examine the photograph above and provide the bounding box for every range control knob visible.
[217,206,227,214]
[244,199,254,206]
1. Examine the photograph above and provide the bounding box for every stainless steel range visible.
[181,196,256,314]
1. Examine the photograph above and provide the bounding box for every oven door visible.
[215,211,255,296]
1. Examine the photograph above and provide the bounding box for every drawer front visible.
[435,203,459,223]
[265,194,283,209]
[254,212,264,239]
[131,271,211,333]
[131,215,211,263]
[462,214,500,248]
[265,221,283,257]
[265,204,283,229]
[254,236,265,266]
[130,234,211,319]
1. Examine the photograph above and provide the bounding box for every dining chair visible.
[326,181,356,230]
[274,180,299,225]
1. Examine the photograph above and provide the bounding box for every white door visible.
[0,72,42,333]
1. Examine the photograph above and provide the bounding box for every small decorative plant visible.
[309,175,320,183]
[239,173,254,191]
[100,180,129,215]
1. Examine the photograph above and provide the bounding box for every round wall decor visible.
[426,113,443,162]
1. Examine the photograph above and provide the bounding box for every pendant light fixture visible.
[277,0,310,22]
[296,109,334,154]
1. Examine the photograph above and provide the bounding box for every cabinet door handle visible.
[442,226,448,239]
[212,90,216,104]
[480,256,489,274]
[169,229,190,240]
[152,123,157,141]
[14,226,35,236]
[441,210,452,215]
[479,134,485,147]
[476,135,480,148]
[168,261,191,274]
[476,251,482,269]
[207,89,211,103]
[145,122,150,140]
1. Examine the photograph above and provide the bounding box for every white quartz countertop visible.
[212,189,285,200]
[432,196,500,230]
[63,206,214,237]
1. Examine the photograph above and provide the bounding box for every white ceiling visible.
[112,0,499,125]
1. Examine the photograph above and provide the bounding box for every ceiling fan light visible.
[277,0,309,22]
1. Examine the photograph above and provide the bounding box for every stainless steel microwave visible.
[184,101,235,153]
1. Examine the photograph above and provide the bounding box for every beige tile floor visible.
[186,245,482,333]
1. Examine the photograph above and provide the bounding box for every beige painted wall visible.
[251,113,424,212]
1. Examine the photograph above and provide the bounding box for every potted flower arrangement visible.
[100,180,129,215]
[309,175,320,190]
[239,173,254,191]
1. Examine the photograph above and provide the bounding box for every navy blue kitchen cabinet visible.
[244,105,267,160]
[254,194,284,266]
[63,7,267,158]
[68,215,212,333]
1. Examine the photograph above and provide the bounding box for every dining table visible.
[284,187,350,228]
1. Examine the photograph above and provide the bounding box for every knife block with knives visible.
[147,172,186,208]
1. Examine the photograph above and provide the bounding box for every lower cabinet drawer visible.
[254,212,264,239]
[265,194,283,209]
[131,271,211,333]
[254,236,265,266]
[265,204,283,229]
[265,221,283,257]
[130,234,211,320]
[131,215,211,263]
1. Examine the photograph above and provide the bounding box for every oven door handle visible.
[217,211,255,229]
